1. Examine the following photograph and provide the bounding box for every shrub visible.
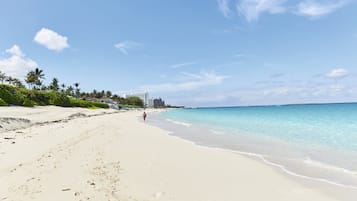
[0,97,8,106]
[91,101,109,109]
[125,96,144,107]
[22,98,36,107]
[0,84,109,109]
[69,98,109,109]
[0,84,25,105]
[48,92,71,107]
[69,99,91,108]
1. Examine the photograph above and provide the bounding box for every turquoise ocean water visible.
[151,103,357,189]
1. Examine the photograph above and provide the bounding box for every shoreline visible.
[0,106,347,200]
[148,110,357,200]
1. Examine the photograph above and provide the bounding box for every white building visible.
[147,98,154,108]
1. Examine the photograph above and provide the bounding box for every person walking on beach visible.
[143,111,147,122]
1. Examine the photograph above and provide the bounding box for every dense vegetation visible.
[0,84,109,108]
[0,68,144,108]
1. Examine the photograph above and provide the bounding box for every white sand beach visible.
[0,106,340,200]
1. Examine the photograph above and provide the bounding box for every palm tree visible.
[34,68,45,89]
[61,83,66,93]
[66,85,74,96]
[0,71,6,84]
[25,68,45,90]
[49,78,60,91]
[74,82,80,98]
[25,71,36,89]
[106,90,112,98]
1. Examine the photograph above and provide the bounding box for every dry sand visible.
[0,106,339,200]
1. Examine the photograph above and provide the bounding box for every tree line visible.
[0,68,143,107]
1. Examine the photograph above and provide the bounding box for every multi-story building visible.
[153,98,165,108]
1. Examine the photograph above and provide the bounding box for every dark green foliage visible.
[125,96,144,107]
[0,84,108,109]
[25,68,45,90]
[47,92,71,107]
[69,98,109,109]
[0,84,25,105]
[22,90,49,106]
[49,78,60,91]
[0,98,8,106]
[119,104,141,109]
[22,98,36,107]
[91,101,109,109]
[69,99,93,108]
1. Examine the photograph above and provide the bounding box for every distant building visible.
[153,98,165,108]
[147,98,154,108]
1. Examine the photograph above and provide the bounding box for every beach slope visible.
[0,106,336,201]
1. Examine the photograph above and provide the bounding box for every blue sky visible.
[1,0,357,107]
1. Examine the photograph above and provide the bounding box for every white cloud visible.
[114,40,142,55]
[6,45,24,57]
[326,68,348,79]
[218,0,348,21]
[296,0,346,17]
[217,0,232,18]
[0,45,38,78]
[236,0,286,22]
[139,70,227,93]
[170,62,196,69]
[34,28,69,51]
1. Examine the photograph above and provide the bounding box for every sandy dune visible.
[0,106,340,200]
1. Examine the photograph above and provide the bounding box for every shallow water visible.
[149,103,357,190]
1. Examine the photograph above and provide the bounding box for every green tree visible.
[25,71,36,89]
[12,78,25,88]
[5,76,14,85]
[34,68,45,89]
[74,82,80,98]
[25,68,45,90]
[66,85,74,96]
[61,83,66,93]
[126,96,144,107]
[105,90,112,98]
[49,78,59,91]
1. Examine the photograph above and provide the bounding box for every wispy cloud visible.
[0,45,38,78]
[269,73,285,78]
[296,0,347,18]
[34,28,69,51]
[212,26,243,35]
[233,53,250,58]
[164,68,356,106]
[170,62,196,69]
[326,68,348,79]
[139,70,227,93]
[194,83,353,106]
[114,40,142,55]
[237,0,287,22]
[218,0,349,22]
[217,0,232,18]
